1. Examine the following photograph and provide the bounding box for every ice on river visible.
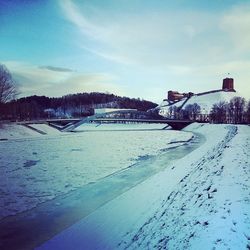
[0,123,193,219]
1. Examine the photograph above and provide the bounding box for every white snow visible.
[159,90,240,116]
[184,91,239,113]
[0,123,40,139]
[0,123,192,220]
[37,123,250,250]
[28,123,61,135]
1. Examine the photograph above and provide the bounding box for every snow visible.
[184,91,239,113]
[37,123,250,250]
[28,123,61,135]
[159,90,240,116]
[0,123,192,220]
[0,123,40,139]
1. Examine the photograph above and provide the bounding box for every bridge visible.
[56,116,193,131]
[19,118,194,131]
[19,110,195,131]
[85,118,192,130]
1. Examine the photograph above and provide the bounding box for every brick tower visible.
[222,78,235,91]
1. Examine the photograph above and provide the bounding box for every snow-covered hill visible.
[159,90,240,117]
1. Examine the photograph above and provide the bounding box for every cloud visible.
[59,1,250,100]
[3,61,124,97]
[60,1,250,68]
[60,0,224,67]
[220,3,250,53]
[39,66,75,72]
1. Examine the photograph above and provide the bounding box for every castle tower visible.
[168,91,185,102]
[222,78,235,92]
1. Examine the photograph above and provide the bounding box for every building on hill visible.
[167,78,236,103]
[157,78,240,118]
[222,78,235,92]
[167,91,194,102]
[166,77,236,103]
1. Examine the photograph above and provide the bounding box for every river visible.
[0,130,205,250]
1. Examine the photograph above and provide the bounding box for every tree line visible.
[167,103,203,121]
[165,97,250,124]
[210,97,250,124]
[0,63,158,120]
[0,94,159,120]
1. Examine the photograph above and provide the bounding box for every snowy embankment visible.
[28,123,62,135]
[0,123,62,139]
[0,123,192,220]
[0,123,40,139]
[38,123,250,250]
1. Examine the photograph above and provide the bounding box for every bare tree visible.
[184,103,201,120]
[228,97,246,124]
[210,98,249,124]
[245,100,250,124]
[168,105,174,118]
[0,64,18,104]
[168,105,183,119]
[210,101,228,123]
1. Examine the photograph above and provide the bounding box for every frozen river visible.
[0,123,194,219]
[0,123,204,249]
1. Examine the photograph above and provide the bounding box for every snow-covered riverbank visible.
[38,123,250,250]
[0,123,192,220]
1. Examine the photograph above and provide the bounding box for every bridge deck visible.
[89,118,192,123]
[19,117,194,131]
[60,117,193,131]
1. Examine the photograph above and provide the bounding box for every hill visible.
[158,90,240,117]
[156,77,246,119]
[0,92,158,120]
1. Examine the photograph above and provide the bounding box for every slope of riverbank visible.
[38,123,250,250]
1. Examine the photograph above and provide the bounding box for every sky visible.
[0,0,250,103]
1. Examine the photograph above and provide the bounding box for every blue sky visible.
[0,0,250,102]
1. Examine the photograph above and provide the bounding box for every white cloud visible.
[59,1,250,100]
[220,3,250,52]
[60,1,250,66]
[2,1,249,102]
[60,0,223,67]
[3,61,124,97]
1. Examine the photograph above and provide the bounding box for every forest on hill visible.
[0,63,158,121]
[0,92,158,120]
